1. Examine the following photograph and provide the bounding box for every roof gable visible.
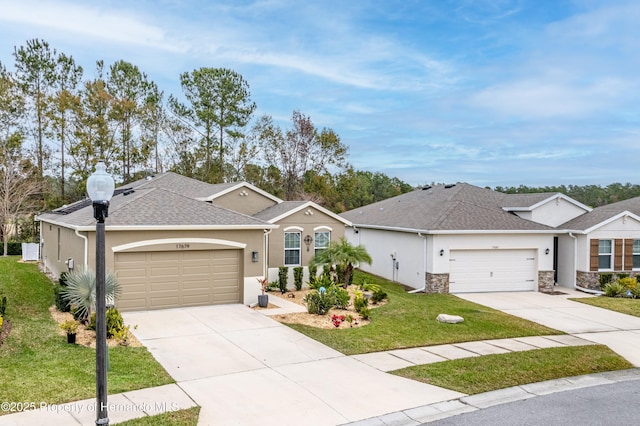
[502,193,592,213]
[562,196,640,232]
[581,211,640,233]
[255,201,351,226]
[203,182,282,203]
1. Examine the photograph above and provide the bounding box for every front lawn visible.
[0,257,173,408]
[571,296,640,318]
[119,407,200,425]
[391,345,632,394]
[285,271,561,355]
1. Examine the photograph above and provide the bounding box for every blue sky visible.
[1,0,639,188]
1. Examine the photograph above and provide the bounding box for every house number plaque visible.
[176,243,190,249]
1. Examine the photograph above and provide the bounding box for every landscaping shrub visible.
[88,307,125,338]
[599,273,614,289]
[0,295,6,316]
[106,307,125,338]
[61,268,121,322]
[308,273,333,290]
[359,306,371,320]
[359,281,381,293]
[278,266,288,293]
[618,277,637,291]
[331,285,350,309]
[353,291,368,313]
[304,290,335,315]
[53,286,71,312]
[603,281,626,298]
[370,290,388,304]
[335,264,345,285]
[293,267,304,291]
[6,242,21,256]
[308,264,317,281]
[58,272,69,286]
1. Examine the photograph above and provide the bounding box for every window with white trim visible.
[633,240,640,269]
[314,231,330,256]
[599,239,612,270]
[284,232,301,265]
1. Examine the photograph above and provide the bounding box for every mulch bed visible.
[0,318,11,348]
[254,288,387,329]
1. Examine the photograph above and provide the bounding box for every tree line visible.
[0,38,415,247]
[493,183,640,208]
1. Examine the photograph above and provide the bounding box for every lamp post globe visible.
[87,160,114,426]
[87,161,115,222]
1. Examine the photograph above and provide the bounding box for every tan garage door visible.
[115,249,242,311]
[449,249,537,293]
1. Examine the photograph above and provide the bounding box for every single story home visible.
[37,172,351,311]
[341,183,640,294]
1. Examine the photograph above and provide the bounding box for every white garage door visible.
[115,249,242,311]
[449,249,537,293]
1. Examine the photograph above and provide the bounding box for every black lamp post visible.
[86,161,114,426]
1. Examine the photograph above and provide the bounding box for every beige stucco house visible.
[37,172,351,311]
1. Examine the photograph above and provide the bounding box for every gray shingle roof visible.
[253,201,308,222]
[561,197,640,230]
[340,183,555,232]
[38,178,273,229]
[501,193,560,208]
[125,172,237,200]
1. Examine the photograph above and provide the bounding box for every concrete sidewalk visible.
[0,384,197,426]
[351,334,593,372]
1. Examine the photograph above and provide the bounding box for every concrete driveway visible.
[123,305,463,426]
[456,290,640,367]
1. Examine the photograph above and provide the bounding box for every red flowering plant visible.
[331,314,346,328]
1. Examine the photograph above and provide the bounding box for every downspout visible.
[263,229,273,278]
[569,232,604,295]
[38,218,45,273]
[408,232,428,293]
[75,228,89,269]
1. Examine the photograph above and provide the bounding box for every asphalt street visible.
[428,379,640,426]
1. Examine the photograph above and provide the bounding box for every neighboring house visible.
[560,197,640,290]
[340,183,609,294]
[37,172,351,311]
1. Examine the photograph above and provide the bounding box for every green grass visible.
[118,407,200,425]
[285,271,561,355]
[571,296,640,318]
[392,345,632,394]
[0,257,174,409]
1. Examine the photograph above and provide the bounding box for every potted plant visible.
[257,277,269,308]
[60,319,79,344]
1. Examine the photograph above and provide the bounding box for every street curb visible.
[340,368,640,425]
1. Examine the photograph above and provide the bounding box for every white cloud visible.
[0,0,189,52]
[469,77,625,118]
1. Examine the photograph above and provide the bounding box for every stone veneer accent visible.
[538,270,555,293]
[576,270,600,290]
[425,272,449,294]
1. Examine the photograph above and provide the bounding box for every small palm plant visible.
[310,237,372,288]
[61,268,121,322]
